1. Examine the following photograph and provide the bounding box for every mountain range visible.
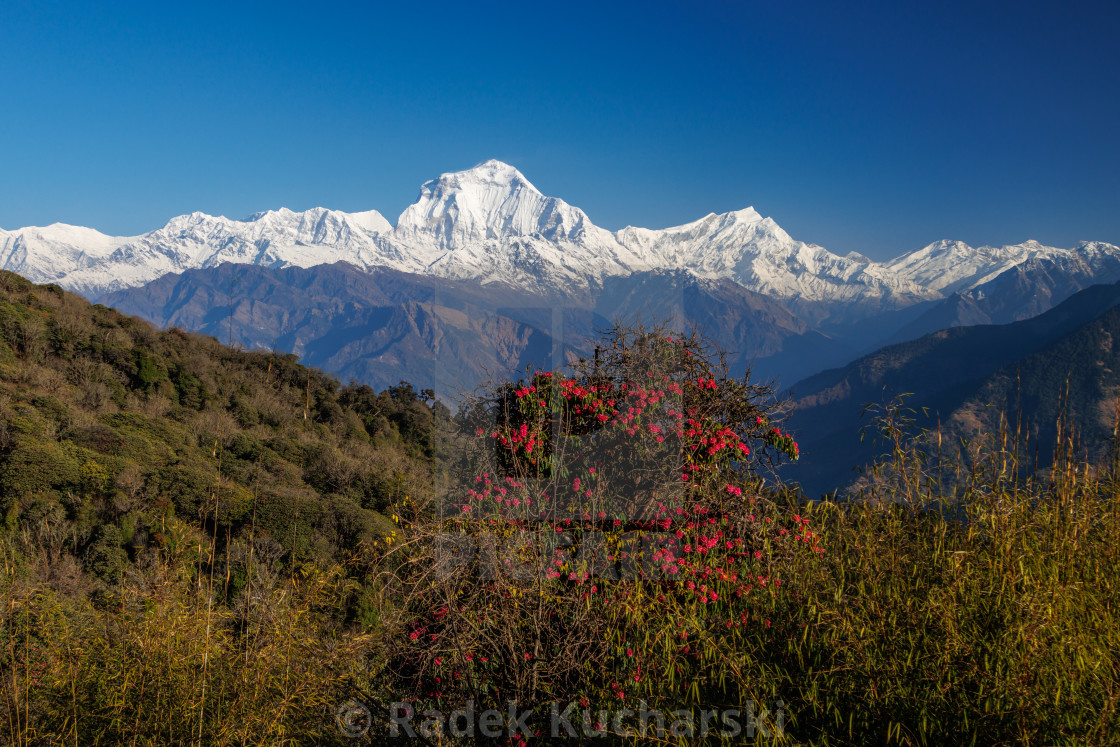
[97,262,854,396]
[5,160,1115,314]
[4,158,1120,405]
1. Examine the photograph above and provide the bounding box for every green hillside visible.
[0,270,446,743]
[954,304,1120,459]
[786,281,1120,496]
[0,270,442,562]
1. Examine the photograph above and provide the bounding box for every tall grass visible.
[747,400,1120,745]
[1,526,374,746]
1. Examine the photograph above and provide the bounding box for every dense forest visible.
[0,268,442,557]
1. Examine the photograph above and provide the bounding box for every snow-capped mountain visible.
[2,159,1117,313]
[388,160,652,292]
[0,207,395,298]
[886,238,1120,296]
[616,208,927,307]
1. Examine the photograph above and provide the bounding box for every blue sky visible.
[1,0,1117,260]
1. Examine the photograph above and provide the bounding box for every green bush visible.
[0,438,83,496]
[133,349,166,392]
[254,488,325,561]
[146,459,218,518]
[85,524,128,584]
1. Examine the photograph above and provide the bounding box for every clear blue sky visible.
[2,0,1118,260]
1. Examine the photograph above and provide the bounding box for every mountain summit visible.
[397,160,550,240]
[398,159,547,237]
[389,160,648,291]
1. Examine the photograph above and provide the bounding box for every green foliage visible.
[707,399,1120,745]
[0,270,441,744]
[339,380,443,457]
[132,348,165,391]
[0,270,442,561]
[2,271,1116,744]
[2,550,374,746]
[169,361,209,409]
[84,524,127,584]
[0,438,83,497]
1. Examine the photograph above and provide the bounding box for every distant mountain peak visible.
[464,158,537,187]
[395,160,575,245]
[727,206,763,222]
[887,238,1120,296]
[412,160,541,203]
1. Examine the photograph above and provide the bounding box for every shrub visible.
[378,322,807,739]
[0,438,83,497]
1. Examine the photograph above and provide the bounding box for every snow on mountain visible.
[397,160,597,245]
[1,207,397,297]
[0,224,133,288]
[615,208,930,306]
[887,239,1120,296]
[1,160,1116,311]
[389,159,652,292]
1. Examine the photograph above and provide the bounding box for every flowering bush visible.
[380,323,816,739]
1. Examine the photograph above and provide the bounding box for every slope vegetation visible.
[0,269,440,573]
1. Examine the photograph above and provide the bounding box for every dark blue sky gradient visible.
[1,0,1117,259]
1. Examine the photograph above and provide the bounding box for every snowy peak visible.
[348,209,394,235]
[0,206,396,297]
[888,239,1120,296]
[410,159,541,210]
[0,224,134,292]
[464,159,540,193]
[614,206,932,308]
[616,207,764,247]
[885,240,986,294]
[0,222,131,261]
[390,160,647,292]
[395,159,594,245]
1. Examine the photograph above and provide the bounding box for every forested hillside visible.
[0,269,443,561]
[785,281,1120,496]
[0,270,442,743]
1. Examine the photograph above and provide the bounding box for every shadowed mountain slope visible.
[784,281,1120,496]
[100,262,855,396]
